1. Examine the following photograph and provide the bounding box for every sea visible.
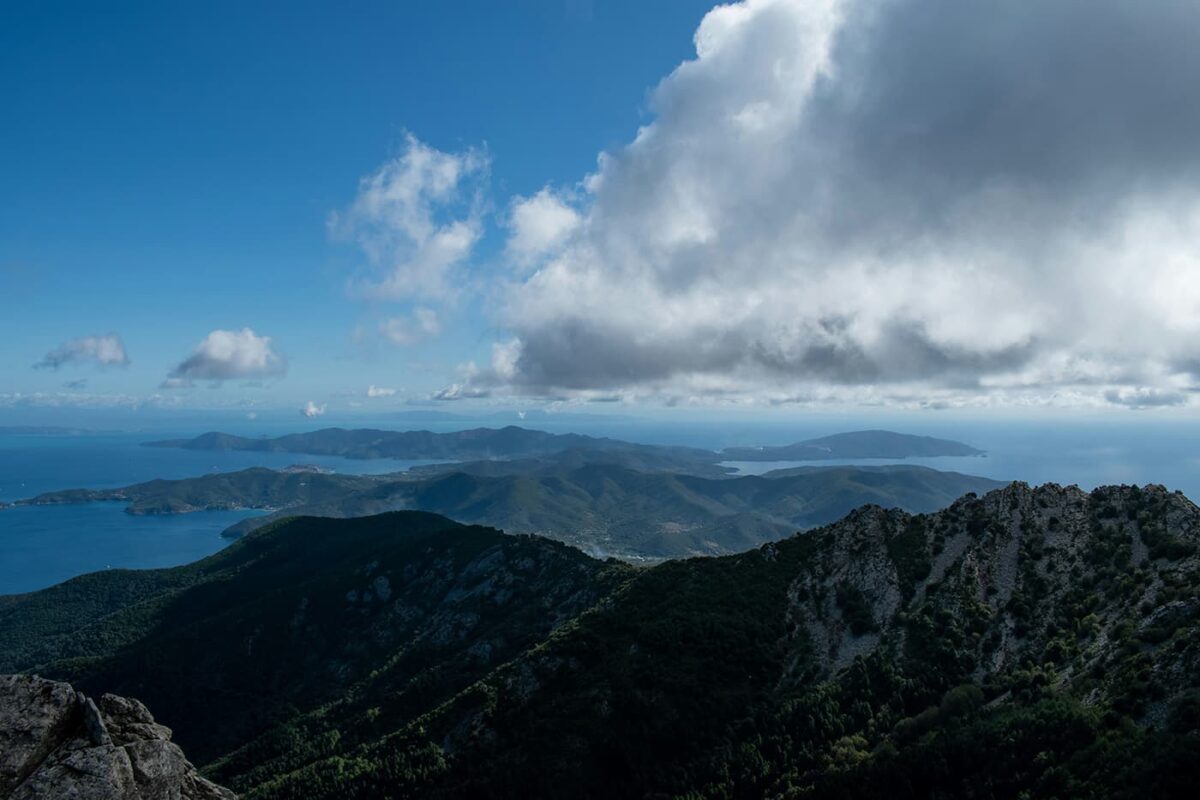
[0,429,444,595]
[1,414,1199,595]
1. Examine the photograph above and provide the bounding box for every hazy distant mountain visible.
[4,483,1198,798]
[402,443,736,478]
[145,426,601,459]
[145,425,721,470]
[721,429,984,461]
[392,409,640,424]
[21,463,1003,559]
[146,425,984,472]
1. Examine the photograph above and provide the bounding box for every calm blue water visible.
[715,420,1200,500]
[2,418,1199,595]
[0,431,448,595]
[0,432,445,500]
[0,503,264,596]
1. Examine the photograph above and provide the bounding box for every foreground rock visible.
[0,674,233,799]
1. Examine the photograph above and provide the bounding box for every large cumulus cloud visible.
[470,0,1200,406]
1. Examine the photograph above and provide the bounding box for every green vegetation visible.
[836,581,878,634]
[19,466,376,515]
[1,511,628,764]
[885,515,933,599]
[3,481,1199,798]
[19,462,1002,560]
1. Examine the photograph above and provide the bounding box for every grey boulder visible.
[0,674,234,800]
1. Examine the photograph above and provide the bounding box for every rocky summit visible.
[0,674,233,800]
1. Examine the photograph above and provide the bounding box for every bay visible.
[0,503,263,595]
[0,431,447,595]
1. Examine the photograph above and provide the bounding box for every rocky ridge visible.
[247,482,1199,798]
[3,484,1198,798]
[0,674,234,800]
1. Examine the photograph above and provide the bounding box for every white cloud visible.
[430,383,491,401]
[366,385,397,398]
[167,328,286,384]
[505,188,581,267]
[451,0,1200,408]
[35,334,129,370]
[301,400,327,417]
[332,133,488,302]
[1104,387,1189,410]
[379,307,441,346]
[430,359,493,401]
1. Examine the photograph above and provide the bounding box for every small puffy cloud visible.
[167,328,286,384]
[301,400,327,417]
[505,188,581,266]
[431,359,497,401]
[332,133,488,302]
[379,307,441,346]
[366,385,397,398]
[430,379,491,401]
[35,334,129,370]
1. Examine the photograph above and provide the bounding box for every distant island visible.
[145,425,717,464]
[720,429,984,461]
[147,425,983,466]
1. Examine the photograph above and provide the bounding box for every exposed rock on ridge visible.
[789,481,1200,698]
[0,674,234,799]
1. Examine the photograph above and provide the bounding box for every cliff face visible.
[791,482,1200,697]
[0,674,234,800]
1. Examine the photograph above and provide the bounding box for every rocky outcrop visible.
[0,674,234,800]
[787,482,1200,696]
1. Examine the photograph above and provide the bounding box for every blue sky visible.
[1,0,711,412]
[4,0,1200,421]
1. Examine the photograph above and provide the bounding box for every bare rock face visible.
[0,674,234,800]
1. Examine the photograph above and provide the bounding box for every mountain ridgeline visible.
[18,463,1003,559]
[721,429,985,461]
[146,426,983,468]
[146,426,718,468]
[3,482,1199,798]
